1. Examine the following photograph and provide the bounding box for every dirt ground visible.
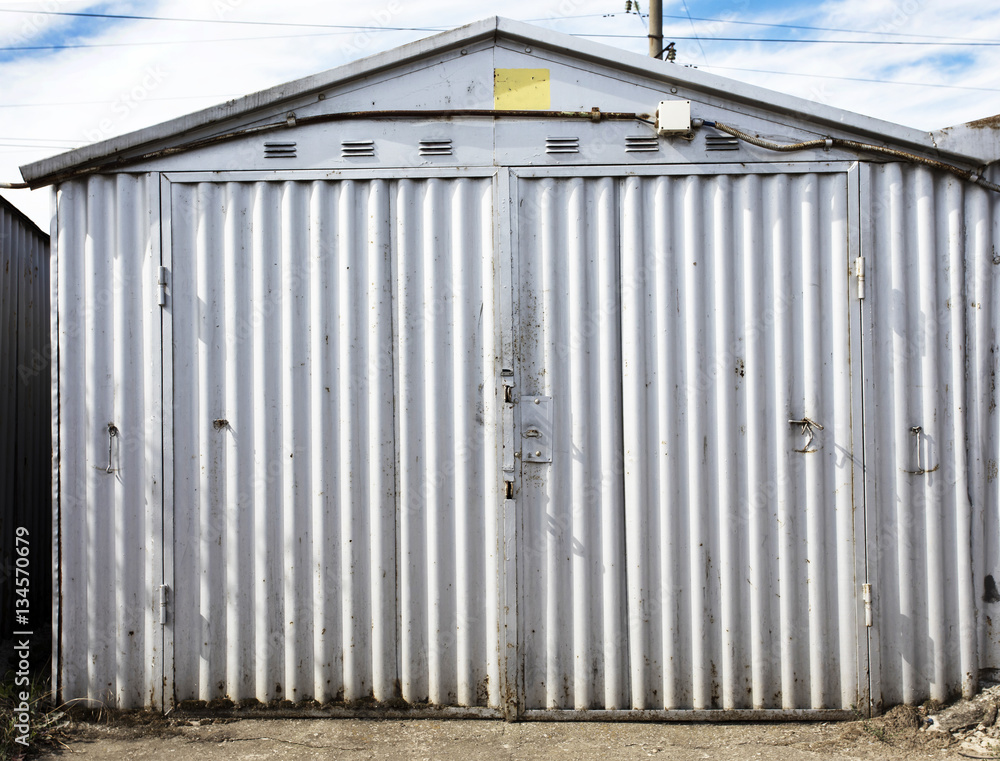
[27,707,969,761]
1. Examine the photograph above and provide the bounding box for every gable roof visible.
[19,16,1000,186]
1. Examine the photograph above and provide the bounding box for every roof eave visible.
[21,15,995,185]
[20,17,501,185]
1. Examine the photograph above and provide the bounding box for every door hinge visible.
[862,583,872,627]
[855,256,865,300]
[157,266,169,306]
[158,585,169,625]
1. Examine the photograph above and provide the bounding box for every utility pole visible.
[648,0,663,59]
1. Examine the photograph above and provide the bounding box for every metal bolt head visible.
[535,450,541,457]
[534,398,540,404]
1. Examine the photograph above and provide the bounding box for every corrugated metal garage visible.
[19,17,1000,718]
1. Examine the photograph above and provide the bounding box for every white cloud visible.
[1,0,997,226]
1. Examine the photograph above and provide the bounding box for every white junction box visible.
[656,99,691,135]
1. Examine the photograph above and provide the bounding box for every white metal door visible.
[166,173,503,709]
[513,167,865,715]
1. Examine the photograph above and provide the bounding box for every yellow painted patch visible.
[494,68,550,110]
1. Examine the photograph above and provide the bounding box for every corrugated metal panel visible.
[0,196,51,654]
[515,176,629,711]
[972,164,1000,682]
[53,175,162,707]
[168,176,501,707]
[864,164,995,706]
[514,171,862,712]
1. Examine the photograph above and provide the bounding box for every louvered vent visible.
[263,141,296,158]
[705,134,739,151]
[625,135,659,153]
[419,139,453,156]
[546,137,579,154]
[341,139,375,157]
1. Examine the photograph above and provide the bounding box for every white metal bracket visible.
[855,257,865,300]
[863,583,872,627]
[521,395,553,463]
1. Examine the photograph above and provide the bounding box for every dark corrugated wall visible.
[0,193,51,675]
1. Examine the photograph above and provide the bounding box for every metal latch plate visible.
[521,395,553,463]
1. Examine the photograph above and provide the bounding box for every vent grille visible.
[263,141,296,158]
[546,137,580,154]
[625,135,660,153]
[341,139,375,157]
[705,134,740,151]
[419,139,453,156]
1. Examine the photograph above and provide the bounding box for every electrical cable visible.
[0,29,403,52]
[679,3,709,64]
[580,34,1000,45]
[17,107,649,187]
[661,13,1000,44]
[697,65,1000,93]
[705,120,1000,192]
[525,10,1000,43]
[0,8,444,32]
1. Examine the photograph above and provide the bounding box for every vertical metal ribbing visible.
[656,176,684,709]
[482,177,501,709]
[367,179,395,701]
[885,163,917,705]
[422,178,451,704]
[767,175,797,709]
[452,179,473,706]
[914,171,947,701]
[798,174,828,708]
[55,185,80,700]
[966,184,995,680]
[738,174,775,709]
[943,180,978,700]
[113,174,138,706]
[596,176,626,711]
[621,175,651,710]
[252,181,282,702]
[86,176,114,702]
[281,181,311,700]
[394,176,494,707]
[826,174,858,710]
[710,176,741,710]
[199,181,224,700]
[397,178,427,703]
[222,181,250,700]
[338,180,371,701]
[541,179,567,708]
[308,181,341,704]
[667,176,694,710]
[680,175,711,709]
[566,178,589,709]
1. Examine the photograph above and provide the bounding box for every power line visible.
[526,11,1000,45]
[698,64,1000,92]
[5,6,996,45]
[663,13,1000,44]
[0,7,444,32]
[678,3,708,64]
[4,29,1000,53]
[579,33,1000,45]
[0,94,241,108]
[0,29,392,52]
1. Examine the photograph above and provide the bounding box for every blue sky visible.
[2,0,999,225]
